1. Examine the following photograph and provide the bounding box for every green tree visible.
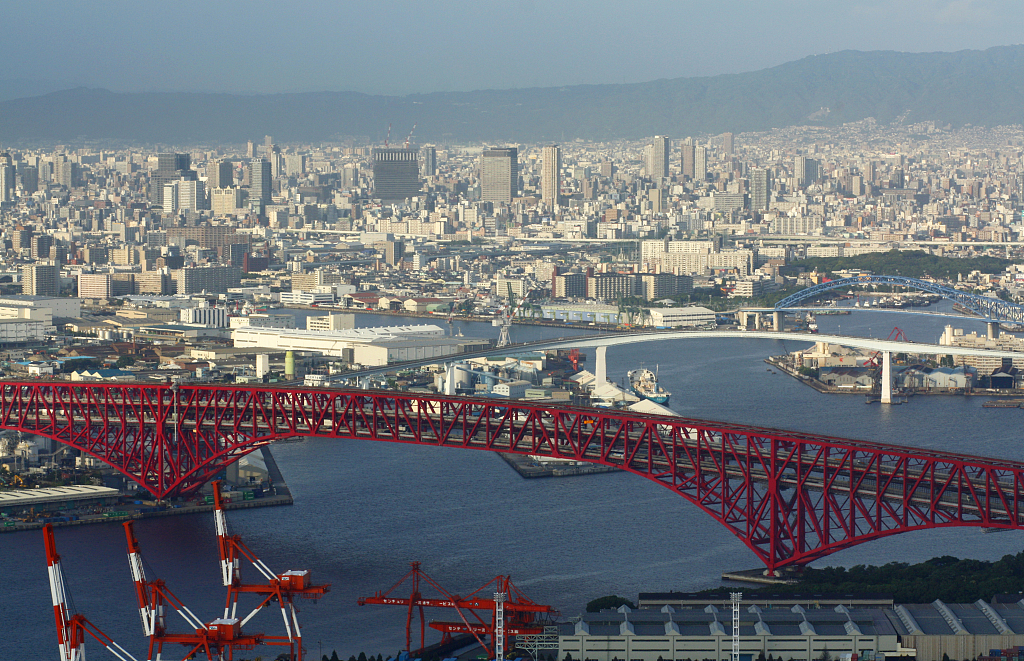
[357,653,368,661]
[817,650,831,661]
[585,595,636,612]
[115,355,136,368]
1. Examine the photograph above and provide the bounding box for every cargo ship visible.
[628,367,670,405]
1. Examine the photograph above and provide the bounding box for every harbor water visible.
[5,304,1022,660]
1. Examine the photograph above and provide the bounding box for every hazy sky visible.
[1,0,1022,96]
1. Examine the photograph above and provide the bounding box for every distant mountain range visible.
[2,46,1023,145]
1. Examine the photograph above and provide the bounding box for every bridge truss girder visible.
[4,381,1024,574]
[774,275,1024,323]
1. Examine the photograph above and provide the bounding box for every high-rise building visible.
[480,147,518,205]
[541,145,561,209]
[30,234,53,260]
[342,166,359,189]
[284,154,306,177]
[371,148,420,202]
[646,136,670,180]
[20,166,38,194]
[751,168,771,212]
[176,179,206,212]
[681,143,695,179]
[250,158,272,206]
[22,263,59,296]
[208,160,233,189]
[0,163,14,203]
[211,187,247,216]
[77,273,113,299]
[151,153,197,208]
[173,265,242,294]
[795,156,819,187]
[420,146,437,177]
[722,132,735,155]
[694,146,707,181]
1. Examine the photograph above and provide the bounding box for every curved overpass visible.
[5,381,1024,574]
[343,329,1023,379]
[774,275,1024,323]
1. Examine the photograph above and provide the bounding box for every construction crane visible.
[405,123,417,149]
[865,327,909,367]
[496,283,535,348]
[211,480,329,661]
[358,562,557,658]
[44,523,140,661]
[124,521,264,661]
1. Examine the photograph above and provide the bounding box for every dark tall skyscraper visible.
[681,143,695,179]
[372,148,420,202]
[151,153,197,209]
[751,167,771,212]
[208,160,234,189]
[250,158,272,206]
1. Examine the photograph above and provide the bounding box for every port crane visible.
[211,481,330,661]
[496,283,535,348]
[44,523,141,661]
[359,562,557,658]
[124,520,264,661]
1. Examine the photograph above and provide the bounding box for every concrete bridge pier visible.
[773,311,784,332]
[988,321,1000,340]
[881,351,892,404]
[754,313,763,330]
[738,310,748,329]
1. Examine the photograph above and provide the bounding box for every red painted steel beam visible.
[6,381,1024,574]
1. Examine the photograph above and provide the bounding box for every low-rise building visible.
[646,307,716,328]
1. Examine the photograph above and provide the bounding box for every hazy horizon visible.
[1,0,1021,97]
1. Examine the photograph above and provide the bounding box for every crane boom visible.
[44,524,141,661]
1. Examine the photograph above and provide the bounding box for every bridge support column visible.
[773,311,784,332]
[738,310,748,329]
[988,321,1000,340]
[881,351,892,404]
[595,346,608,385]
[754,313,763,330]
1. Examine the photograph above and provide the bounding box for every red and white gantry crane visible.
[212,481,330,661]
[124,520,263,661]
[44,523,141,661]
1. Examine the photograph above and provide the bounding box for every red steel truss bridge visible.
[6,380,1024,574]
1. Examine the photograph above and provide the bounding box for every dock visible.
[499,452,619,478]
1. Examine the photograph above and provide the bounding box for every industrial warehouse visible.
[556,595,1024,661]
[230,323,489,365]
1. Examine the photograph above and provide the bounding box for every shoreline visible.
[1,447,294,533]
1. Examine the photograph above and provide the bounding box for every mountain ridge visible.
[2,45,1022,145]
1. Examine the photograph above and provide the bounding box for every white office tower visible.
[480,147,518,205]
